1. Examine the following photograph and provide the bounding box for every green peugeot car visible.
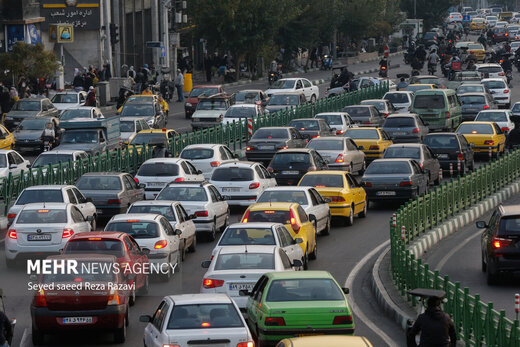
[241,271,354,346]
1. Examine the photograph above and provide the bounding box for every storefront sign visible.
[40,0,100,30]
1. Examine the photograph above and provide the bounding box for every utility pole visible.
[103,0,113,74]
[162,0,172,76]
[113,0,121,76]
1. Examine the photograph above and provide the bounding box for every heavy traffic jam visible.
[3,5,520,347]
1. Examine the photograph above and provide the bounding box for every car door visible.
[6,152,22,176]
[410,160,427,191]
[345,173,363,213]
[345,138,363,169]
[145,300,170,347]
[254,164,269,191]
[279,248,297,270]
[309,188,330,231]
[425,146,440,181]
[305,189,323,231]
[295,79,305,98]
[177,204,196,244]
[493,123,506,148]
[71,187,96,218]
[259,164,276,187]
[248,276,269,334]
[123,175,141,204]
[0,126,12,150]
[160,217,180,260]
[208,185,227,227]
[70,205,90,233]
[302,79,314,100]
[277,225,301,261]
[12,151,29,171]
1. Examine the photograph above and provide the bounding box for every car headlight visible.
[185,102,193,107]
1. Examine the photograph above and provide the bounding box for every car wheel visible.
[114,314,127,343]
[90,215,97,231]
[180,242,186,262]
[359,199,368,218]
[359,161,366,175]
[207,224,217,242]
[309,236,317,260]
[345,207,354,226]
[129,285,136,306]
[481,254,487,272]
[310,95,317,103]
[188,235,197,252]
[303,250,309,270]
[321,213,331,236]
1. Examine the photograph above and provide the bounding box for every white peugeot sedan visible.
[180,143,238,179]
[50,91,87,114]
[480,78,511,108]
[265,78,319,102]
[0,149,30,179]
[475,109,515,133]
[140,294,254,347]
[314,112,357,135]
[5,202,92,267]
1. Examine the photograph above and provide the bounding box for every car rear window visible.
[343,107,371,118]
[76,176,122,190]
[307,139,344,150]
[16,189,64,205]
[266,279,344,302]
[456,123,494,134]
[289,119,319,130]
[137,163,179,177]
[384,93,409,104]
[361,101,385,111]
[413,95,446,109]
[457,86,484,94]
[225,106,257,118]
[482,80,506,89]
[315,114,343,125]
[219,227,277,246]
[498,216,520,236]
[383,117,416,127]
[157,187,208,201]
[365,161,411,174]
[252,128,289,139]
[270,153,311,168]
[478,67,503,74]
[127,205,176,221]
[63,239,125,257]
[247,210,291,224]
[475,112,507,122]
[33,154,75,167]
[344,129,379,139]
[383,147,421,160]
[459,95,486,105]
[167,304,243,329]
[131,133,167,145]
[257,190,308,206]
[17,209,67,224]
[215,253,274,270]
[189,87,219,97]
[299,174,344,188]
[180,148,214,160]
[423,135,460,149]
[105,221,159,238]
[211,167,254,181]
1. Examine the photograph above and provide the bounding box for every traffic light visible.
[110,23,119,44]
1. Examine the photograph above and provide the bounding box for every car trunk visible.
[461,134,492,147]
[384,126,417,139]
[80,190,121,206]
[351,139,376,151]
[363,174,412,188]
[315,150,342,164]
[177,201,207,216]
[166,328,245,347]
[249,140,286,152]
[266,300,349,326]
[207,270,267,296]
[16,223,65,246]
[314,187,349,207]
[44,281,111,311]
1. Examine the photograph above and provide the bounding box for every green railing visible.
[391,150,520,346]
[0,83,388,215]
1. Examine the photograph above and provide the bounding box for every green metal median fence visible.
[0,83,389,215]
[391,150,520,346]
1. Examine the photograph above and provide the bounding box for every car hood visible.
[266,105,291,112]
[120,132,134,141]
[14,130,42,141]
[192,110,225,118]
[327,86,347,94]
[6,110,40,118]
[55,143,98,152]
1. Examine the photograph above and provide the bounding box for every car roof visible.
[39,150,86,155]
[21,202,69,210]
[309,136,343,140]
[137,129,176,134]
[498,204,520,216]
[263,186,312,192]
[425,132,460,136]
[291,118,320,122]
[413,75,440,79]
[227,222,281,228]
[345,105,373,109]
[477,109,508,114]
[266,270,334,280]
[0,150,15,154]
[111,213,161,221]
[386,113,418,118]
[130,200,177,207]
[24,185,71,190]
[167,293,232,305]
[481,78,506,82]
[237,89,263,93]
[218,245,279,255]
[142,158,182,164]
[219,161,257,167]
[361,99,387,103]
[346,126,379,130]
[120,116,147,122]
[476,63,502,67]
[70,231,126,240]
[193,85,222,88]
[248,202,299,210]
[315,112,348,116]
[459,121,495,125]
[387,143,424,148]
[384,91,414,94]
[82,172,126,176]
[277,148,314,154]
[269,91,306,96]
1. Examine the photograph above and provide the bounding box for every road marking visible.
[436,229,481,272]
[20,327,29,347]
[344,240,399,346]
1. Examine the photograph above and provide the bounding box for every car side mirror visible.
[239,289,252,297]
[201,260,211,268]
[189,214,197,220]
[86,215,94,222]
[197,170,202,175]
[9,164,17,169]
[292,259,303,268]
[139,183,146,189]
[342,287,350,294]
[309,214,316,222]
[323,197,331,203]
[139,315,152,323]
[85,197,93,203]
[175,229,182,235]
[294,237,303,244]
[476,221,488,229]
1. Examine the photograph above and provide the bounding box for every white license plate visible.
[62,317,93,324]
[376,191,396,196]
[223,187,240,192]
[27,234,52,241]
[282,171,299,175]
[258,145,274,150]
[229,283,254,291]
[438,154,449,159]
[393,132,406,135]
[149,182,167,186]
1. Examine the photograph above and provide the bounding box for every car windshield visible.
[219,227,277,246]
[12,100,40,111]
[121,104,155,116]
[247,210,291,224]
[137,163,179,177]
[180,148,214,160]
[266,279,344,302]
[361,101,385,111]
[475,112,507,122]
[299,174,344,188]
[384,117,416,127]
[120,121,135,132]
[224,107,256,118]
[157,187,207,201]
[365,161,411,174]
[60,109,93,120]
[384,93,409,104]
[42,261,115,282]
[456,123,494,134]
[235,91,259,102]
[307,139,344,150]
[51,94,78,103]
[289,120,319,130]
[131,133,166,145]
[457,85,483,94]
[61,130,98,143]
[197,100,227,110]
[211,167,254,181]
[413,95,446,109]
[17,209,67,224]
[33,154,74,167]
[257,190,308,206]
[251,128,288,139]
[468,44,483,50]
[345,129,379,139]
[315,114,343,125]
[271,153,311,167]
[167,304,243,330]
[16,189,63,205]
[271,80,296,89]
[63,240,125,257]
[423,135,460,149]
[384,147,421,159]
[105,221,159,238]
[343,107,370,118]
[482,80,506,89]
[268,94,300,105]
[128,205,176,221]
[17,118,51,130]
[498,216,520,236]
[512,103,520,112]
[76,176,122,190]
[215,253,274,270]
[189,88,219,97]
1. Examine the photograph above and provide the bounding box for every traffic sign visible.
[463,15,471,23]
[161,46,166,57]
[146,41,162,48]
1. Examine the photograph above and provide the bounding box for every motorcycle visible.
[506,70,513,85]
[427,63,437,75]
[379,65,388,77]
[41,136,53,152]
[321,55,333,70]
[268,71,282,86]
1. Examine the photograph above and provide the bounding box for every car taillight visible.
[384,113,389,118]
[203,278,224,288]
[8,229,16,239]
[335,154,344,163]
[107,288,120,305]
[265,317,286,326]
[34,289,47,307]
[246,146,256,151]
[419,163,423,169]
[502,127,510,133]
[312,135,320,139]
[336,130,345,135]
[369,145,380,150]
[7,213,16,219]
[62,229,74,238]
[108,199,121,205]
[134,177,139,183]
[154,240,168,249]
[174,177,185,182]
[333,315,353,325]
[362,182,372,187]
[237,342,254,347]
[195,211,209,217]
[504,89,510,94]
[277,145,289,150]
[492,237,513,249]
[330,196,346,202]
[457,153,464,161]
[290,209,300,233]
[249,182,260,189]
[242,210,250,223]
[400,181,413,187]
[499,72,505,76]
[210,161,221,167]
[484,140,495,146]
[483,105,490,109]
[412,128,420,133]
[445,111,451,119]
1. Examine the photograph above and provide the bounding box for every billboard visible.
[40,0,101,30]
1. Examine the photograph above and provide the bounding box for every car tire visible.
[207,224,217,242]
[359,161,366,175]
[303,250,309,270]
[114,314,127,343]
[188,235,197,252]
[310,95,317,103]
[309,236,317,260]
[481,255,487,272]
[32,326,44,345]
[359,199,368,218]
[321,214,331,236]
[345,207,354,226]
[90,215,97,231]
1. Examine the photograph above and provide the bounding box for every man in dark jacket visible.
[0,310,13,346]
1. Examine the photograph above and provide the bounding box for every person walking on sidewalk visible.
[174,69,184,102]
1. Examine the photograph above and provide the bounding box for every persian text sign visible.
[40,0,100,30]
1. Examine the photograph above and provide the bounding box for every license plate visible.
[438,154,449,159]
[229,283,254,291]
[376,191,396,196]
[149,182,167,186]
[282,171,299,175]
[96,209,102,214]
[393,132,406,135]
[223,187,240,192]
[258,145,274,150]
[27,234,52,241]
[62,317,93,324]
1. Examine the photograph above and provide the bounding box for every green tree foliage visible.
[0,42,59,81]
[400,0,457,30]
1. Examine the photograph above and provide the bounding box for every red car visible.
[62,232,149,303]
[184,84,224,119]
[31,254,131,344]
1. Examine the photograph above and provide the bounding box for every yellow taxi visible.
[276,336,373,347]
[298,171,367,226]
[455,121,506,157]
[405,84,437,93]
[467,42,486,61]
[470,18,487,30]
[241,202,317,266]
[0,124,14,150]
[344,127,392,160]
[129,128,179,146]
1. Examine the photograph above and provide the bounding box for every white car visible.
[495,21,508,28]
[448,12,463,22]
[156,181,229,241]
[135,158,204,199]
[0,149,30,179]
[201,245,300,308]
[120,117,150,145]
[511,41,520,52]
[180,143,238,179]
[481,78,511,108]
[8,185,97,228]
[59,107,104,121]
[475,63,506,81]
[212,222,304,262]
[475,109,515,133]
[31,150,89,169]
[486,15,498,27]
[50,91,87,114]
[314,112,357,135]
[5,202,92,267]
[383,91,414,113]
[140,294,254,347]
[222,104,263,126]
[127,200,197,260]
[210,161,277,206]
[265,78,319,102]
[256,186,331,235]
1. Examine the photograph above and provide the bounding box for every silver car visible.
[306,136,366,173]
[382,113,429,143]
[180,144,239,179]
[4,202,92,267]
[360,99,398,118]
[314,112,357,135]
[383,144,442,185]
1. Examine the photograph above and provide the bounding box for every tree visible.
[400,0,457,30]
[0,42,60,82]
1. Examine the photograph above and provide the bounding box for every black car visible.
[288,118,335,140]
[13,117,62,153]
[459,93,497,122]
[478,204,520,284]
[342,105,384,126]
[383,144,441,185]
[422,133,475,176]
[245,127,307,163]
[267,148,328,185]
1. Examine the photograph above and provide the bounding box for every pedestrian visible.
[397,77,409,91]
[83,73,93,91]
[174,69,184,102]
[141,84,153,95]
[204,55,213,82]
[0,309,13,347]
[127,66,136,79]
[0,83,10,115]
[100,64,111,81]
[85,86,96,106]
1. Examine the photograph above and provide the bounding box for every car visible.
[0,124,15,151]
[314,112,357,135]
[265,92,308,113]
[341,105,384,126]
[405,84,437,93]
[510,27,520,40]
[135,157,204,199]
[156,181,229,241]
[184,84,225,118]
[105,213,181,280]
[119,117,150,145]
[140,294,254,347]
[383,91,414,114]
[298,170,367,226]
[470,17,487,30]
[245,127,307,163]
[383,144,441,185]
[423,133,475,176]
[455,121,507,157]
[478,204,520,284]
[474,109,515,133]
[257,187,331,235]
[450,70,482,83]
[344,127,393,161]
[201,245,301,308]
[475,64,506,82]
[360,99,398,118]
[382,113,429,143]
[191,94,235,130]
[348,76,396,91]
[306,136,366,173]
[59,107,104,121]
[127,200,197,260]
[119,100,166,128]
[288,118,335,140]
[512,101,520,118]
[30,254,130,345]
[485,15,499,27]
[492,27,510,43]
[242,271,354,346]
[480,78,511,108]
[31,149,88,170]
[276,336,373,347]
[511,40,520,52]
[241,202,317,268]
[5,202,92,267]
[448,12,463,22]
[454,42,486,62]
[235,89,269,107]
[409,75,444,88]
[267,148,328,186]
[4,98,59,131]
[222,104,263,126]
[13,117,62,153]
[117,94,164,113]
[50,91,87,114]
[210,161,277,206]
[361,159,429,202]
[129,128,179,147]
[410,89,462,131]
[265,78,319,102]
[75,172,145,218]
[456,83,492,97]
[0,149,30,179]
[180,143,239,179]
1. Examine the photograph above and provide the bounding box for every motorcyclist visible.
[379,57,388,76]
[449,55,462,80]
[337,67,352,86]
[478,33,487,49]
[40,122,56,150]
[415,45,427,64]
[411,56,423,74]
[486,28,494,43]
[427,50,440,74]
[501,57,513,78]
[504,41,512,53]
[270,60,278,73]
